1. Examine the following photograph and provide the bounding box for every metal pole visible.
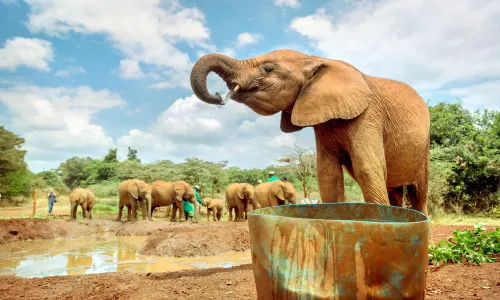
[32,188,38,216]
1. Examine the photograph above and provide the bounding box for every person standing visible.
[267,171,280,182]
[183,185,204,222]
[47,190,57,215]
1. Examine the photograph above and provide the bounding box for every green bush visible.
[86,180,119,198]
[428,224,500,266]
[92,203,115,212]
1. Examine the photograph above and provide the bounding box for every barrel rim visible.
[247,202,429,224]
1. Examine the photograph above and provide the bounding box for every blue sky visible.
[0,0,499,173]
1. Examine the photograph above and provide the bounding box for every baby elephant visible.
[69,188,95,219]
[202,198,224,221]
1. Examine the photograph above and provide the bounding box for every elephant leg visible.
[236,201,245,221]
[228,206,233,222]
[71,203,78,219]
[130,197,138,221]
[350,139,390,205]
[234,207,239,222]
[388,187,404,207]
[139,199,148,220]
[88,205,93,219]
[170,203,177,222]
[81,203,87,219]
[117,204,124,221]
[316,148,345,203]
[407,181,428,215]
[127,205,132,221]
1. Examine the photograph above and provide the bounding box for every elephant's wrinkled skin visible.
[151,180,198,222]
[117,179,152,221]
[202,198,224,221]
[69,188,95,219]
[190,49,431,214]
[225,183,254,221]
[253,180,298,209]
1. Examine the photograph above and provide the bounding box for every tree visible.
[58,157,93,188]
[279,145,317,198]
[429,100,476,147]
[103,148,118,163]
[0,126,28,197]
[127,146,141,163]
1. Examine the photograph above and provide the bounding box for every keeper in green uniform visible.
[267,170,280,182]
[183,185,203,222]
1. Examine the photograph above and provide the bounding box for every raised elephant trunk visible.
[190,53,242,105]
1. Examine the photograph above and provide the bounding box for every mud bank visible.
[140,225,251,257]
[0,219,250,245]
[0,219,119,244]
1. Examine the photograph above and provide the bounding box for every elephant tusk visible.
[233,85,240,92]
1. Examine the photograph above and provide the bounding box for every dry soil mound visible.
[140,224,251,257]
[0,219,118,244]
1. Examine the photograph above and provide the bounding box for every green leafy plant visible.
[429,224,500,266]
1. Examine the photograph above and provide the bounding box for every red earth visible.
[0,219,498,299]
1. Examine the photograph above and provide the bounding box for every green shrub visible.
[86,180,119,198]
[92,203,115,212]
[428,224,500,266]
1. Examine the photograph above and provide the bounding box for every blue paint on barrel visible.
[248,202,429,299]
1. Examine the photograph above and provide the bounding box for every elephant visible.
[225,183,255,222]
[253,180,298,209]
[202,198,224,221]
[117,179,152,222]
[190,49,431,215]
[150,180,199,222]
[69,188,95,219]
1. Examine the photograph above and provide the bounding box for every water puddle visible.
[0,236,251,278]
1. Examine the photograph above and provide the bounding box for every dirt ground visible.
[0,219,499,299]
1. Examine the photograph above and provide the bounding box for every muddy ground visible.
[0,219,498,299]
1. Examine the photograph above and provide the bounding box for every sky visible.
[0,0,499,173]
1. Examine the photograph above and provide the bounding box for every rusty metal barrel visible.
[248,203,429,299]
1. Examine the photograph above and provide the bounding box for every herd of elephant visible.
[68,178,298,222]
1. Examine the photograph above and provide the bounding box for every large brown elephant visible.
[253,180,298,209]
[225,183,254,222]
[150,180,199,222]
[202,198,224,221]
[190,49,431,214]
[117,179,152,221]
[69,187,95,219]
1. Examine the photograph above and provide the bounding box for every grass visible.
[430,213,500,226]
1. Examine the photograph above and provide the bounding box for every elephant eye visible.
[262,65,273,73]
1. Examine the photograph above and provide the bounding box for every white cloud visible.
[119,59,144,79]
[290,1,500,93]
[442,80,500,111]
[116,94,316,168]
[0,37,54,71]
[236,32,263,47]
[0,84,126,172]
[117,129,177,162]
[275,0,299,8]
[55,66,85,77]
[23,0,212,88]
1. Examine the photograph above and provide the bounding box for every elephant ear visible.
[280,111,304,133]
[272,182,286,201]
[127,181,139,199]
[237,185,244,199]
[291,59,373,127]
[173,181,186,202]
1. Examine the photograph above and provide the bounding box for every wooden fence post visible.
[32,188,38,217]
